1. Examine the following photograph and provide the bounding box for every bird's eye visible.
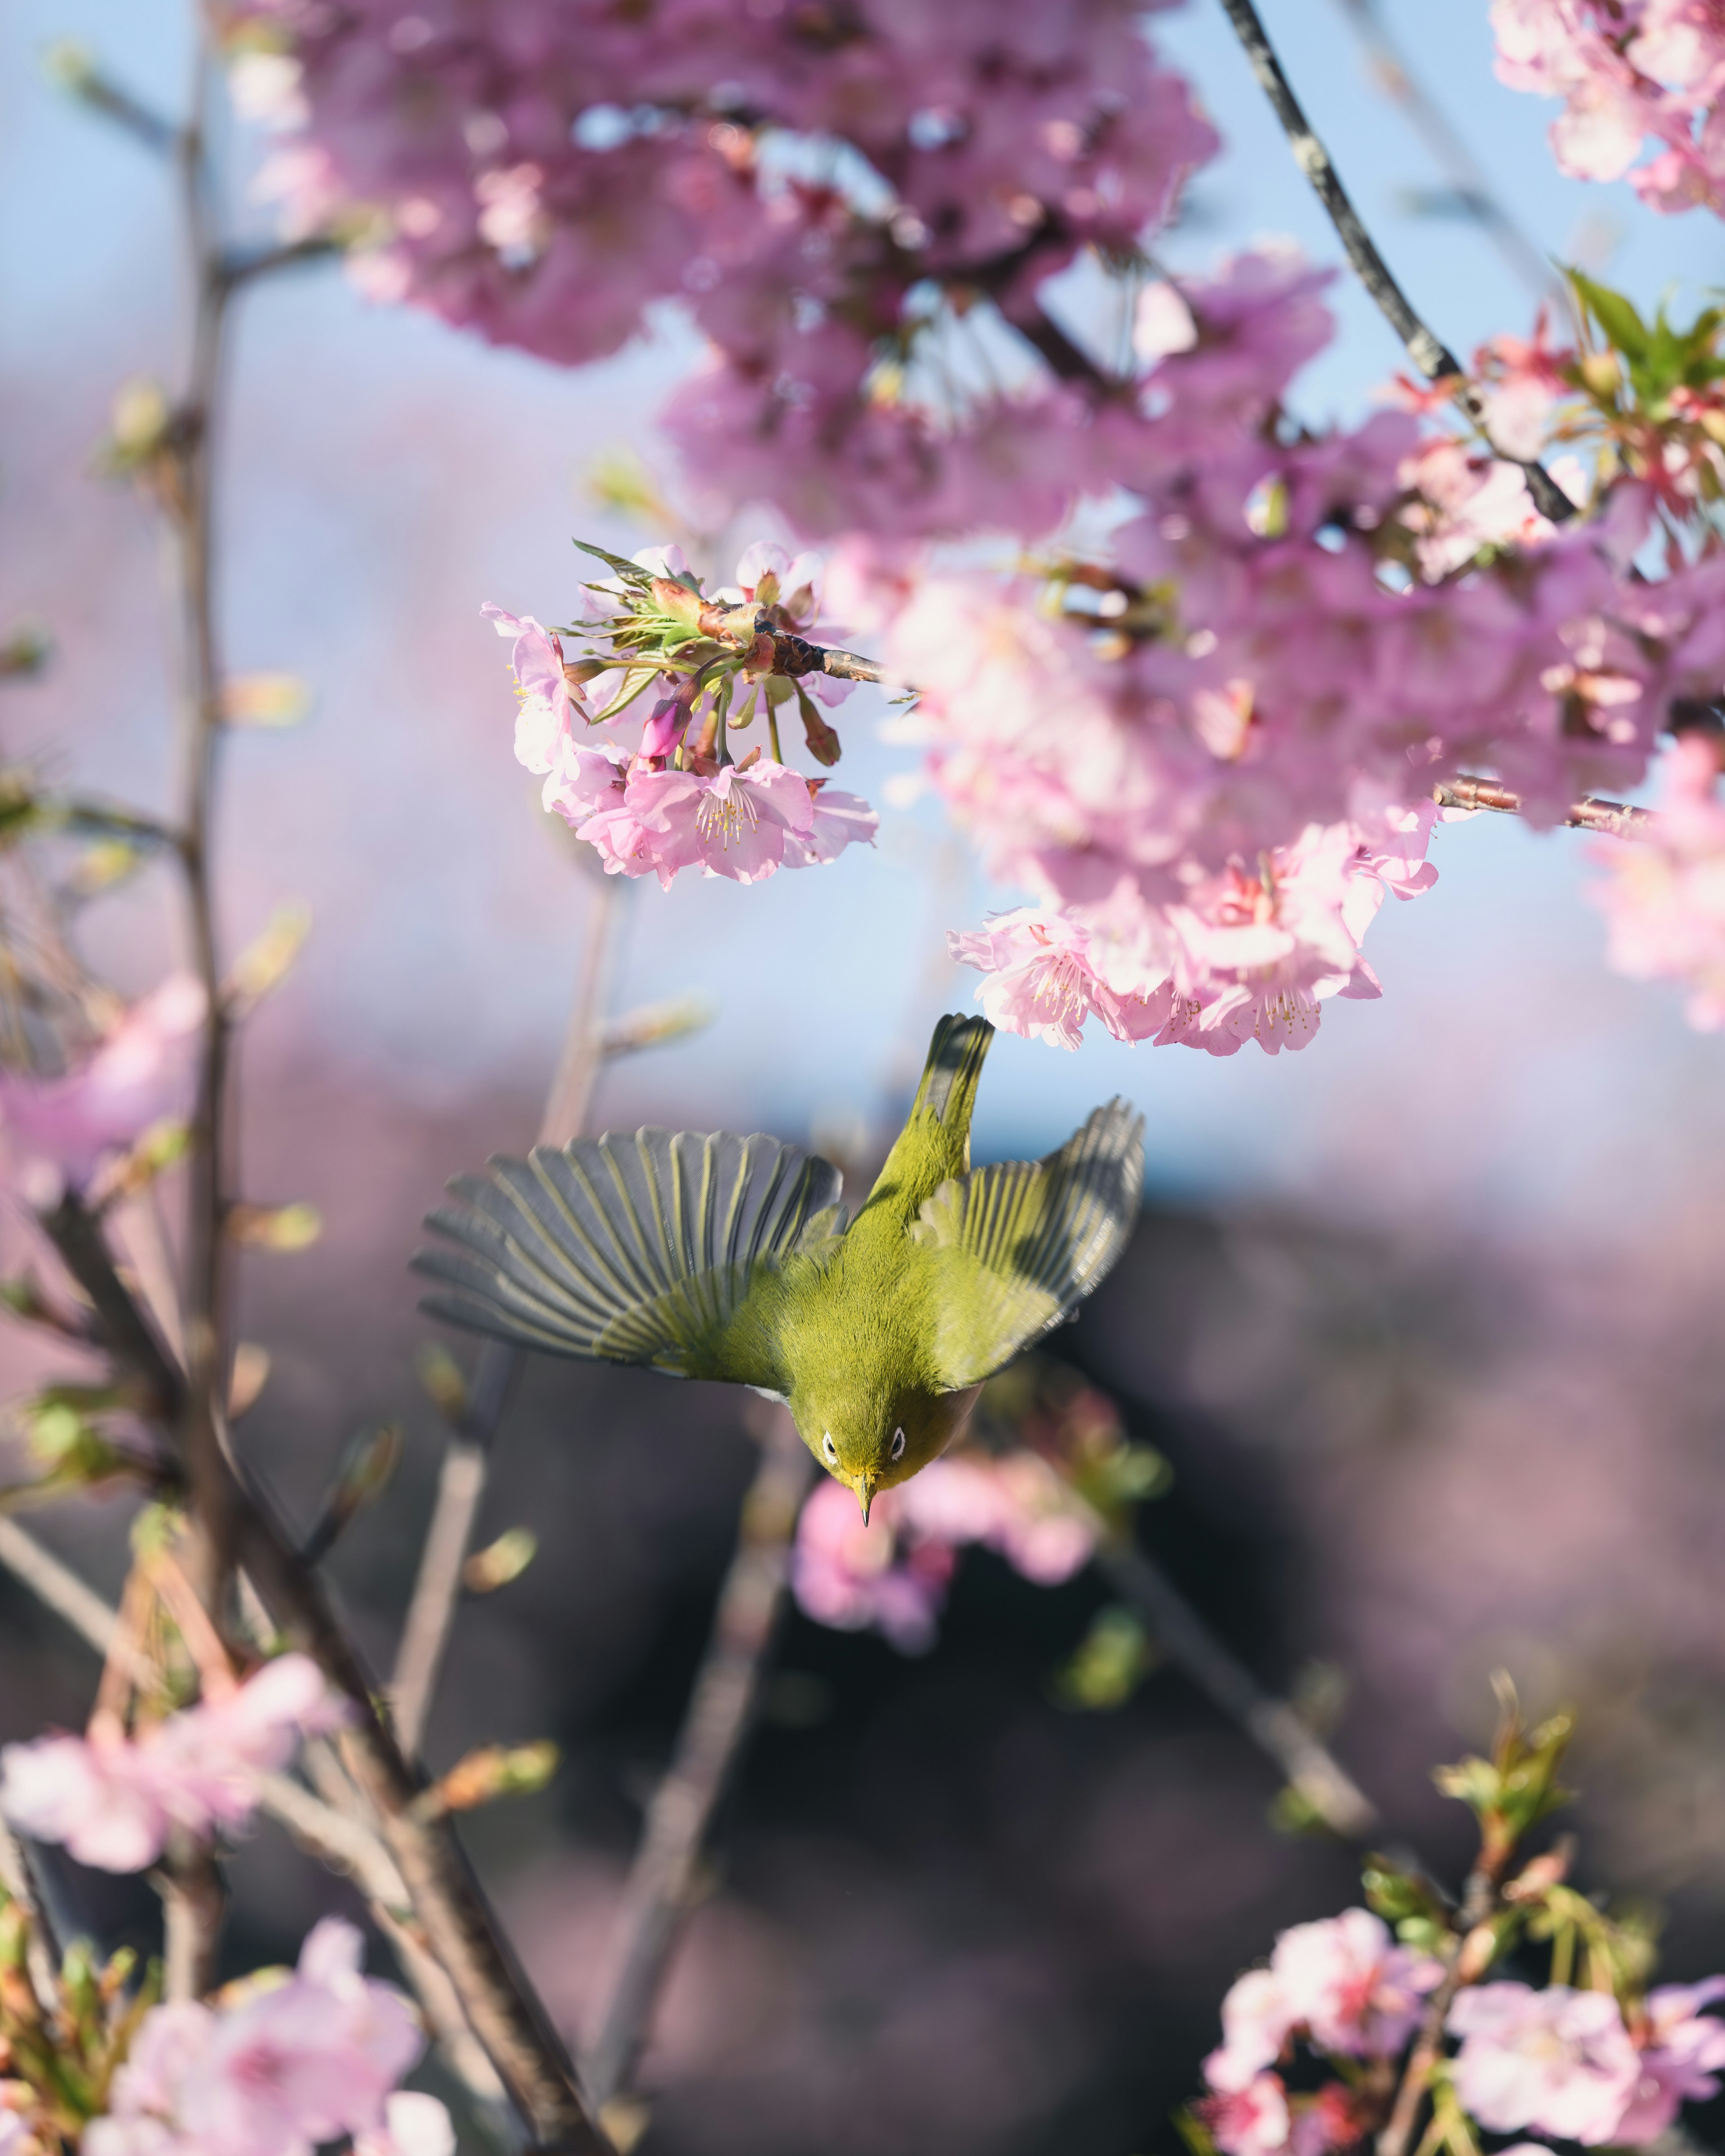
[890,1427,907,1462]
[822,1432,837,1464]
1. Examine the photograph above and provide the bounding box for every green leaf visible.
[1568,269,1651,363]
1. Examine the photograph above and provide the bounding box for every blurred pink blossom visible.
[791,1451,1097,1652]
[1197,2071,1292,2156]
[1615,1979,1725,2142]
[1269,1908,1442,2059]
[0,976,204,1195]
[1590,733,1725,1028]
[1447,1982,1640,2143]
[86,1919,428,2156]
[1493,0,1725,213]
[354,2094,457,2156]
[1204,1909,1440,2091]
[0,1654,347,1872]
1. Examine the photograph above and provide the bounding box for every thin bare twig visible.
[1215,0,1577,524]
[218,236,343,290]
[1094,1534,1378,1840]
[1435,773,1655,839]
[391,872,624,1759]
[582,1411,814,2113]
[1328,0,1561,303]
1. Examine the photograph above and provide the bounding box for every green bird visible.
[413,1016,1144,1518]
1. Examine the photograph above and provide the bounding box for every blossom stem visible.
[1214,0,1577,524]
[1377,1858,1506,2156]
[389,870,623,1761]
[581,1408,814,2115]
[1094,1533,1379,1839]
[1434,774,1655,839]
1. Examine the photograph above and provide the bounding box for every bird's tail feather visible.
[912,1013,994,1135]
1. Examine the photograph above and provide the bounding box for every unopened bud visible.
[416,1342,468,1423]
[463,1527,537,1593]
[227,1201,322,1252]
[1455,1921,1499,1982]
[227,1343,271,1420]
[222,673,313,729]
[1578,351,1622,399]
[425,1739,559,1816]
[1505,1838,1575,1901]
[225,901,311,1012]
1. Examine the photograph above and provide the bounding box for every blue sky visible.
[3,0,1724,1243]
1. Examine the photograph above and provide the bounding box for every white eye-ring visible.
[890,1427,907,1461]
[822,1432,837,1464]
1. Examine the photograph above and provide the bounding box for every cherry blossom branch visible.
[1093,1534,1378,1840]
[581,1409,814,2115]
[1434,775,1655,839]
[391,870,623,1759]
[168,41,242,1622]
[31,1198,609,2152]
[1328,0,1561,302]
[0,1512,511,2113]
[1215,0,1578,524]
[0,1818,61,2012]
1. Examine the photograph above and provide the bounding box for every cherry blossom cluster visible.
[491,540,875,886]
[224,0,1214,539]
[902,251,1725,1052]
[1197,1907,1725,2156]
[0,1652,346,1872]
[1493,0,1725,216]
[792,1447,1097,1652]
[84,1918,448,2156]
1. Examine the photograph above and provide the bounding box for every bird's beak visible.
[855,1476,876,1525]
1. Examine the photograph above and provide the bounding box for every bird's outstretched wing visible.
[413,1129,844,1386]
[909,1100,1144,1388]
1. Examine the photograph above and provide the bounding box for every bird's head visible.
[790,1382,981,1520]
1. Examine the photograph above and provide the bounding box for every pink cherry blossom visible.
[1205,1968,1296,2092]
[1614,1978,1725,2143]
[790,1475,956,1654]
[1447,1982,1641,2143]
[87,1920,424,2156]
[484,603,586,775]
[787,786,879,867]
[1269,1908,1442,2060]
[1589,733,1725,1029]
[1492,0,1725,214]
[0,975,204,1193]
[354,2094,457,2156]
[1197,2072,1292,2156]
[0,1654,347,1872]
[791,1450,1097,1652]
[627,759,817,885]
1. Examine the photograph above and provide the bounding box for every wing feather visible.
[414,1128,843,1382]
[911,1099,1144,1387]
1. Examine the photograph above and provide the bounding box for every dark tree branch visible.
[1215,0,1578,524]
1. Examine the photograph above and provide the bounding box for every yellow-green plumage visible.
[414,1016,1144,1515]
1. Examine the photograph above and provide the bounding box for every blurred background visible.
[4,2,1725,2151]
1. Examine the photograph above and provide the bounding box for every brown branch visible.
[31,1203,608,2150]
[1435,774,1655,839]
[1215,0,1577,525]
[581,1411,814,2113]
[1094,1534,1378,1840]
[391,872,623,1758]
